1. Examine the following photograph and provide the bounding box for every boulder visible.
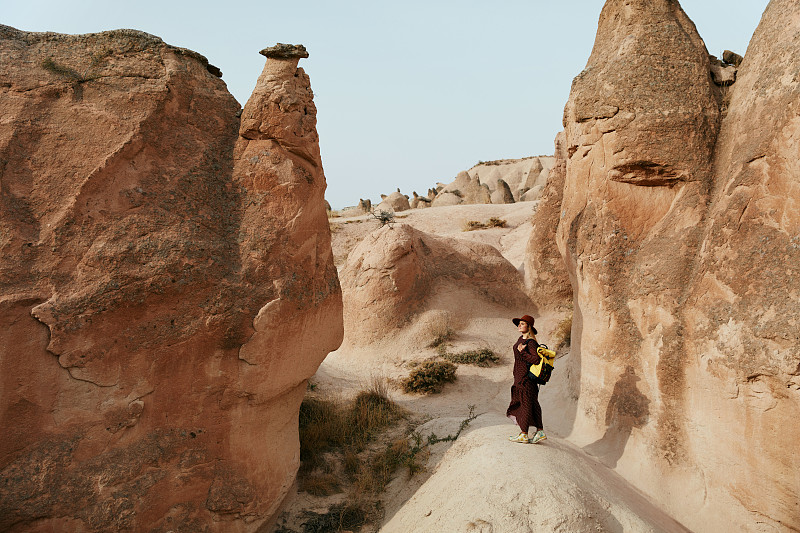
[410,191,431,209]
[430,191,463,207]
[710,55,737,86]
[0,27,342,532]
[722,49,744,67]
[376,190,411,213]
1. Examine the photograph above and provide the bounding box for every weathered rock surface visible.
[543,1,800,530]
[524,132,572,310]
[0,26,342,532]
[681,0,800,527]
[339,223,532,345]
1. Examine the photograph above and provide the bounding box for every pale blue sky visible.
[5,1,769,208]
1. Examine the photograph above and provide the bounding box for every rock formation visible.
[0,28,342,532]
[382,415,690,533]
[490,179,515,204]
[541,0,800,530]
[375,190,410,213]
[409,191,431,209]
[469,156,555,202]
[431,170,491,207]
[339,224,532,345]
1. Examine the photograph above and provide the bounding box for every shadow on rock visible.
[583,365,649,468]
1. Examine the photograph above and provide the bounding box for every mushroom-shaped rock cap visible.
[260,43,309,59]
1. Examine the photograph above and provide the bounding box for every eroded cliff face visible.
[0,28,342,531]
[547,0,800,530]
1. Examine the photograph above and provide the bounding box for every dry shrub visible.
[353,438,408,495]
[553,312,573,351]
[463,217,507,231]
[298,382,400,472]
[401,361,457,394]
[300,472,340,496]
[300,502,368,533]
[462,220,485,231]
[421,310,457,349]
[342,449,360,482]
[443,348,499,367]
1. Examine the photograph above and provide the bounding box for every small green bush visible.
[443,348,499,367]
[401,361,457,394]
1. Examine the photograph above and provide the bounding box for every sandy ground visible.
[276,201,688,532]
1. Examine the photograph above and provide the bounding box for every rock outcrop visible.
[542,0,800,530]
[431,170,491,207]
[490,179,514,205]
[0,28,342,532]
[375,190,410,213]
[340,224,532,345]
[382,415,690,533]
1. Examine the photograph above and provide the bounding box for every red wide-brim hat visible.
[512,314,537,335]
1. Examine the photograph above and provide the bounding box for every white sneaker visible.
[530,430,547,444]
[508,432,529,444]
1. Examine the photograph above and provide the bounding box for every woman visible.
[506,314,546,444]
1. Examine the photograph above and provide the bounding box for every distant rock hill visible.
[338,155,555,217]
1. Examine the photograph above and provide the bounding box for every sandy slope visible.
[297,201,688,532]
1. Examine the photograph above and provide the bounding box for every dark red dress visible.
[506,335,543,433]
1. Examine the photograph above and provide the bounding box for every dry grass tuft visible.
[442,348,500,367]
[462,217,508,231]
[462,220,485,231]
[553,312,573,352]
[300,472,341,496]
[297,501,369,532]
[298,380,401,473]
[401,361,457,394]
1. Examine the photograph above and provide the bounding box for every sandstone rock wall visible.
[0,28,342,532]
[544,1,800,530]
